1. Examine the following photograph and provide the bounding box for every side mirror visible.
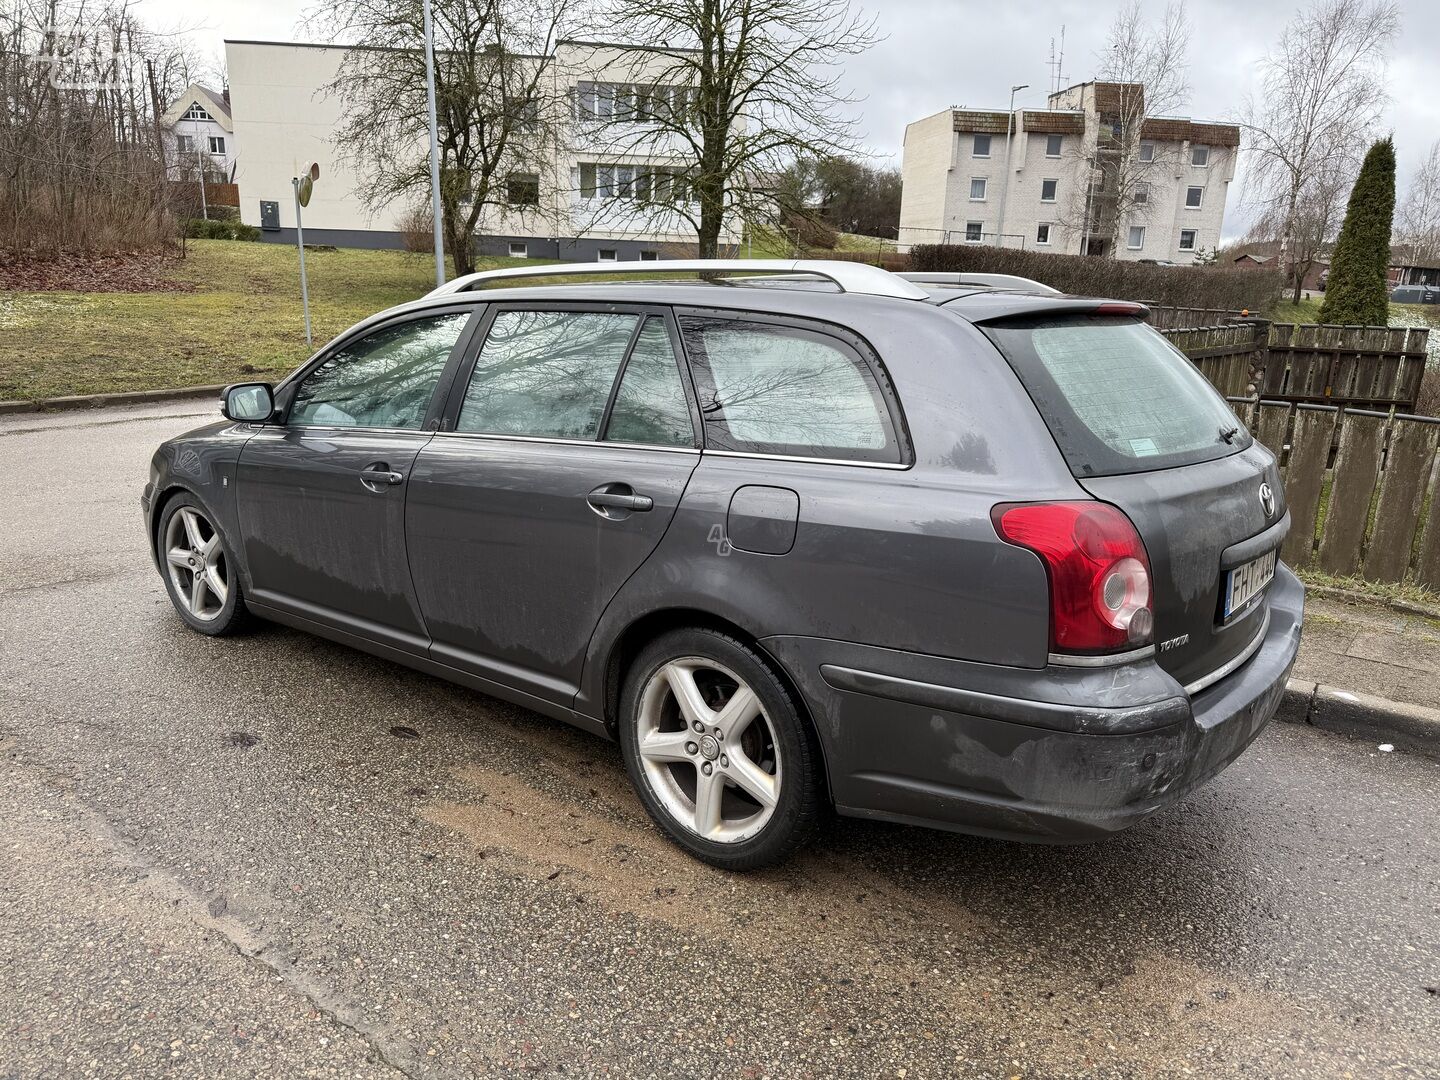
[221,383,274,423]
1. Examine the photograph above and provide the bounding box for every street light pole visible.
[194,117,207,220]
[996,84,1027,249]
[422,0,445,287]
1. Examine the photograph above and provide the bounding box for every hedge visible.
[184,218,260,241]
[907,244,1281,312]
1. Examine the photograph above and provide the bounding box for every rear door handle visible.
[587,484,653,517]
[360,463,405,489]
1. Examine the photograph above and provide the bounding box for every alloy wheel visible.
[634,658,782,844]
[164,506,228,622]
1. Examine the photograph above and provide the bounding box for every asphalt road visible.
[2,400,1437,1079]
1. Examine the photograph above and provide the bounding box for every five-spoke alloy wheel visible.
[158,496,249,636]
[620,628,823,869]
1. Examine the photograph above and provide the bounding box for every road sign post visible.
[292,163,320,348]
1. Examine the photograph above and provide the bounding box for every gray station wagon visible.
[143,260,1303,869]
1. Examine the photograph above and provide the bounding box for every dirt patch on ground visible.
[0,250,195,293]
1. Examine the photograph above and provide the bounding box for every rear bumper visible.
[761,565,1304,843]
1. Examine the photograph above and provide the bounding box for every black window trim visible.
[435,299,703,450]
[273,302,486,433]
[671,305,914,469]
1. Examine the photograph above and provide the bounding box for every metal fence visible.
[1230,401,1440,588]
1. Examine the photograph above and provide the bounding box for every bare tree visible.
[0,0,190,252]
[579,0,879,257]
[1239,0,1399,302]
[1396,139,1440,268]
[1054,1,1189,257]
[308,0,573,277]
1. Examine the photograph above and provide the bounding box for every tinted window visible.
[678,316,900,463]
[290,312,470,429]
[983,315,1250,477]
[457,310,638,438]
[605,318,694,447]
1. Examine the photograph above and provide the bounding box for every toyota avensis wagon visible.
[143,260,1303,869]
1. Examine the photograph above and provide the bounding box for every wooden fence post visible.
[1280,406,1338,567]
[1316,411,1388,576]
[1362,417,1440,583]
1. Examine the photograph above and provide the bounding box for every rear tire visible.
[157,495,251,637]
[618,628,824,870]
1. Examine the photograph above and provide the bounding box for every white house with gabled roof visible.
[162,83,235,184]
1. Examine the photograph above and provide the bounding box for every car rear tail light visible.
[991,501,1154,656]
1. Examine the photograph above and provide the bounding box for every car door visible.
[405,303,701,707]
[236,307,479,652]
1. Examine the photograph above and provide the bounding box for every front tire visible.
[158,495,250,636]
[619,628,824,870]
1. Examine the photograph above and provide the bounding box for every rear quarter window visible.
[982,315,1250,477]
[678,314,903,464]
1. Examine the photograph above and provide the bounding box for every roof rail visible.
[897,272,1062,295]
[426,259,931,301]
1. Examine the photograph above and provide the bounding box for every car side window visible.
[456,310,639,439]
[678,315,901,463]
[289,312,471,429]
[603,317,695,447]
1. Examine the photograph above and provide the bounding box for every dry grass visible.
[0,240,530,401]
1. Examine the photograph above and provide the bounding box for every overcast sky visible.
[138,0,1438,241]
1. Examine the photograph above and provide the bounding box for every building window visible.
[1191,144,1210,166]
[1133,182,1150,205]
[969,176,987,201]
[576,81,694,123]
[1127,226,1146,250]
[1045,134,1063,157]
[1040,178,1058,202]
[579,162,689,203]
[1179,230,1197,251]
[207,136,225,155]
[508,241,528,258]
[176,134,194,154]
[506,172,541,206]
[639,250,659,261]
[597,249,618,262]
[964,221,983,243]
[1138,140,1155,163]
[1185,186,1203,209]
[182,102,211,121]
[1036,223,1052,245]
[972,133,992,158]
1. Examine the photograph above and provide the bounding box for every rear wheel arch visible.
[601,608,833,804]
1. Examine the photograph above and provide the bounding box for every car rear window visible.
[981,315,1251,477]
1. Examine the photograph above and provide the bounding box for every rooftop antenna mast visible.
[1048,25,1067,95]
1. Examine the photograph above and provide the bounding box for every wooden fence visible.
[1160,319,1430,413]
[1147,305,1247,330]
[1230,400,1440,588]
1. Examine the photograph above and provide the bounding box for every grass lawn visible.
[0,241,530,401]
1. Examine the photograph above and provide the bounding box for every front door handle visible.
[360,462,405,490]
[586,484,653,518]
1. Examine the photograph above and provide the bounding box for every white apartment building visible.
[163,84,235,183]
[899,81,1238,263]
[224,39,741,258]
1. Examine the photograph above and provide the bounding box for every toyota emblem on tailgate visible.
[1259,482,1275,517]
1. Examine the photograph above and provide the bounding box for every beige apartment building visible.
[899,81,1239,262]
[224,39,741,258]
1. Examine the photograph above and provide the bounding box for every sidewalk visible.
[1295,595,1440,711]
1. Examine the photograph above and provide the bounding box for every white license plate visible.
[1223,549,1276,620]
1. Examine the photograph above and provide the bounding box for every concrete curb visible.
[1278,678,1440,760]
[0,384,226,415]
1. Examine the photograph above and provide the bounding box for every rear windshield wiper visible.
[1219,425,1240,444]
